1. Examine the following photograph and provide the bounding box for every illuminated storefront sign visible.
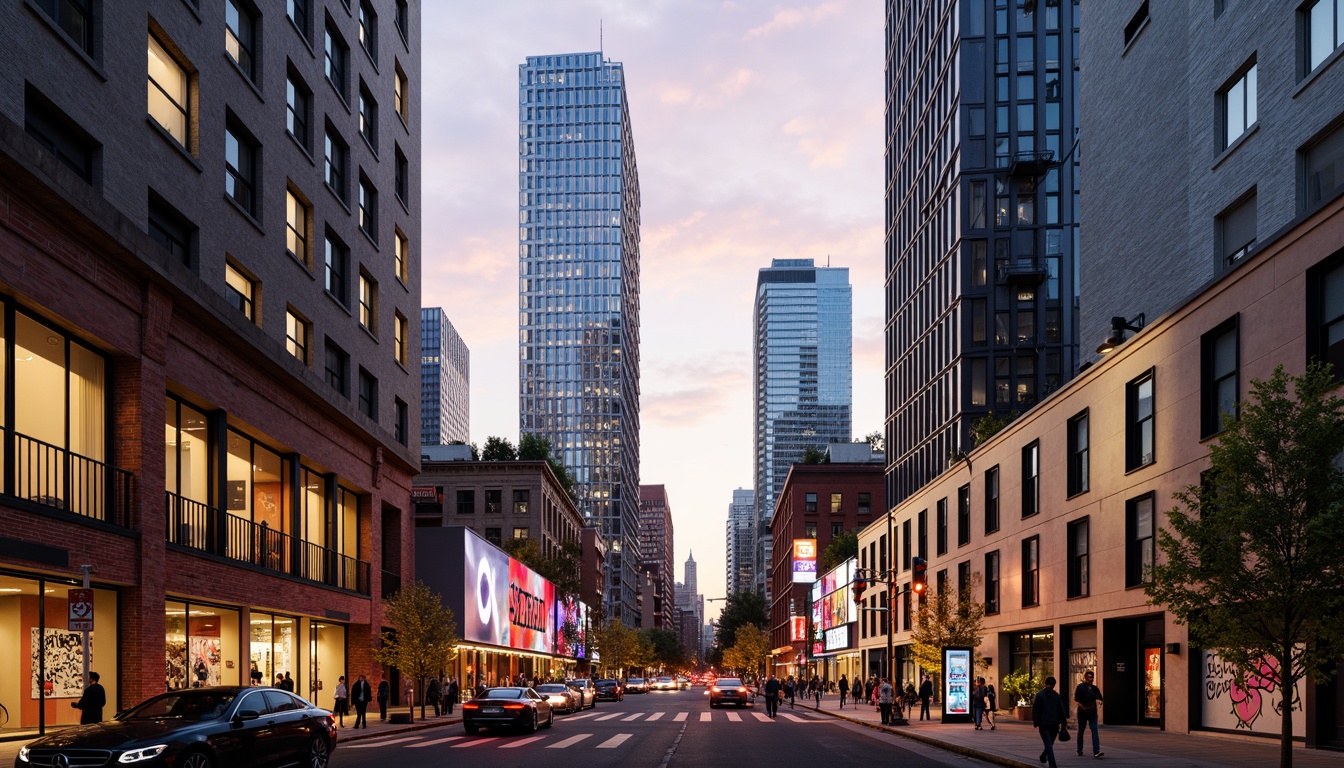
[553,595,588,659]
[789,616,808,642]
[792,539,818,583]
[508,559,553,653]
[457,527,557,652]
[823,625,850,652]
[810,558,855,632]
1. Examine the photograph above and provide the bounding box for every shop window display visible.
[250,612,298,690]
[165,601,240,690]
[308,622,345,710]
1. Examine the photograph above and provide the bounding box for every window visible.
[957,561,971,599]
[805,522,817,539]
[857,492,871,514]
[1067,410,1089,496]
[147,193,195,267]
[286,188,310,265]
[1308,254,1344,379]
[1221,62,1257,149]
[1305,0,1344,74]
[902,518,912,570]
[1202,317,1240,437]
[325,127,347,200]
[985,550,1000,614]
[830,493,842,514]
[25,88,97,184]
[484,528,501,545]
[395,144,409,204]
[359,1,377,58]
[395,0,409,42]
[1303,120,1344,211]
[957,484,970,546]
[324,232,348,305]
[394,229,409,283]
[456,490,474,515]
[325,21,348,98]
[917,509,928,559]
[324,338,348,396]
[286,71,311,149]
[358,272,376,332]
[394,398,407,445]
[805,492,817,513]
[969,181,987,229]
[394,312,407,366]
[287,0,308,37]
[1021,535,1040,607]
[286,310,309,364]
[1218,191,1257,267]
[357,368,377,420]
[359,176,377,240]
[1124,0,1149,47]
[224,261,255,322]
[1021,441,1039,518]
[394,62,408,122]
[936,498,948,555]
[485,489,502,514]
[1126,370,1156,470]
[224,0,256,81]
[148,33,190,148]
[1067,517,1089,598]
[831,522,843,537]
[984,466,999,535]
[35,0,93,54]
[1126,493,1156,587]
[970,358,987,406]
[359,83,378,150]
[513,527,529,540]
[513,490,530,514]
[224,123,257,216]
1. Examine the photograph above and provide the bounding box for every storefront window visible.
[249,611,299,690]
[308,622,346,710]
[1009,630,1055,683]
[165,600,241,690]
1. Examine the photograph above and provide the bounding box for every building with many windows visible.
[884,0,1082,505]
[0,0,421,735]
[725,487,755,596]
[753,258,852,607]
[421,306,469,445]
[518,51,642,624]
[638,484,674,630]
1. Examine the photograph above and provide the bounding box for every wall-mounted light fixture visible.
[1096,314,1146,354]
[1165,642,1181,655]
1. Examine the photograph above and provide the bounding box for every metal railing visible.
[13,430,133,527]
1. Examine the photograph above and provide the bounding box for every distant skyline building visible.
[883,0,1082,505]
[421,307,470,445]
[752,259,853,605]
[726,488,755,595]
[518,51,643,624]
[638,485,675,630]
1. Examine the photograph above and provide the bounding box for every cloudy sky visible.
[421,1,885,621]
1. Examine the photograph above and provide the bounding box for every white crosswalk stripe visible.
[595,712,623,721]
[498,736,547,748]
[726,711,742,722]
[645,712,665,721]
[547,734,593,748]
[406,736,465,747]
[752,713,773,722]
[597,734,632,749]
[621,712,644,721]
[699,712,712,722]
[566,712,598,721]
[345,736,423,749]
[673,712,688,721]
[780,713,817,722]
[452,737,500,748]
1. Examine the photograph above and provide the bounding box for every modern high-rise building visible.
[421,307,470,445]
[726,488,756,595]
[638,484,674,629]
[884,0,1081,505]
[0,0,420,732]
[753,259,852,603]
[518,51,642,624]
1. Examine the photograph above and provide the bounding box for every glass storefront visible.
[0,571,118,739]
[1010,629,1056,682]
[165,600,241,690]
[250,612,298,689]
[308,621,345,711]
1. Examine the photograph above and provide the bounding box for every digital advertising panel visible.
[789,616,808,642]
[508,558,554,653]
[462,529,510,646]
[941,647,974,723]
[792,539,818,583]
[554,595,588,659]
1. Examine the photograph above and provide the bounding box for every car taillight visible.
[463,703,479,709]
[503,703,525,710]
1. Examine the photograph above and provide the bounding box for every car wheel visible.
[179,750,214,768]
[527,710,539,734]
[464,723,479,735]
[308,735,330,768]
[544,710,554,729]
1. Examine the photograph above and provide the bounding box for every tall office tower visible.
[753,259,852,603]
[884,0,1082,505]
[518,51,643,624]
[638,485,675,629]
[0,0,419,723]
[1080,2,1344,354]
[726,488,756,595]
[421,307,470,445]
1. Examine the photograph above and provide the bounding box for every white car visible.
[654,676,677,691]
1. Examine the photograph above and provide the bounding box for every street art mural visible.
[1200,650,1304,737]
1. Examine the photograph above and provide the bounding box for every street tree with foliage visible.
[722,624,772,681]
[910,574,988,677]
[480,436,517,461]
[862,430,885,452]
[1146,363,1344,768]
[820,529,858,572]
[969,411,1017,447]
[639,628,688,672]
[590,619,645,678]
[800,446,830,464]
[372,580,461,720]
[519,433,577,498]
[714,590,768,651]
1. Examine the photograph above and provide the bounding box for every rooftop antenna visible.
[600,19,604,60]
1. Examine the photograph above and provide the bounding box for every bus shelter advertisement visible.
[942,647,973,723]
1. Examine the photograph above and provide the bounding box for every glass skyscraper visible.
[421,307,470,446]
[518,51,642,624]
[753,259,852,601]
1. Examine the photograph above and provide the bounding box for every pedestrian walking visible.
[764,674,782,718]
[919,674,934,720]
[851,676,863,710]
[1032,676,1068,768]
[333,676,349,727]
[973,676,988,730]
[838,674,849,708]
[812,676,822,707]
[351,674,372,728]
[864,676,876,710]
[446,676,460,715]
[985,681,998,730]
[377,674,390,721]
[877,678,895,725]
[783,676,796,709]
[427,676,442,716]
[71,672,106,724]
[1073,670,1104,758]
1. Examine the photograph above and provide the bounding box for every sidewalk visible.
[799,698,1344,768]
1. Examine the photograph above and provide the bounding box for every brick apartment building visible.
[0,0,420,738]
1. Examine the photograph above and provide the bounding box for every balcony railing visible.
[381,569,402,600]
[1007,149,1056,180]
[166,491,370,594]
[11,430,134,527]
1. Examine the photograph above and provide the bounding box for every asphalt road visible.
[329,687,991,768]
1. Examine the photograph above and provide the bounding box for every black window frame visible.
[324,230,349,306]
[1307,250,1344,382]
[1067,409,1089,496]
[358,0,377,59]
[1303,0,1344,76]
[1126,369,1157,471]
[902,518,912,570]
[287,0,309,39]
[286,68,311,149]
[285,309,309,365]
[1067,516,1089,598]
[985,550,1000,615]
[224,0,257,82]
[804,492,817,514]
[1021,440,1039,518]
[456,489,475,515]
[1126,493,1156,588]
[25,87,98,184]
[394,0,409,43]
[324,338,349,397]
[984,465,1000,534]
[1218,189,1257,268]
[147,191,196,269]
[395,144,409,205]
[36,0,94,55]
[1201,315,1240,438]
[223,259,256,322]
[1021,535,1040,607]
[936,497,948,555]
[324,125,348,201]
[325,18,348,100]
[358,81,378,152]
[956,484,971,546]
[357,367,377,421]
[917,508,928,560]
[857,491,872,515]
[224,120,258,217]
[1302,119,1344,212]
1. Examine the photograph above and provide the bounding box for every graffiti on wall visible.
[1200,650,1304,737]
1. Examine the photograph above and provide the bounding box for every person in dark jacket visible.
[918,674,934,720]
[426,676,442,716]
[1032,676,1068,768]
[1073,671,1104,757]
[763,674,782,718]
[972,676,989,730]
[445,676,460,714]
[377,674,390,720]
[72,672,106,724]
[838,674,849,708]
[851,676,863,709]
[351,674,373,728]
[280,672,295,692]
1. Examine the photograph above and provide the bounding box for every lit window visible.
[286,189,309,264]
[224,262,255,322]
[147,34,189,147]
[225,0,255,81]
[286,310,308,363]
[394,63,408,122]
[394,312,407,365]
[359,273,375,332]
[394,229,408,283]
[1222,63,1257,149]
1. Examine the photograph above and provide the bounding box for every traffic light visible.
[912,557,928,595]
[852,569,866,604]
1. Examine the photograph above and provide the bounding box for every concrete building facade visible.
[420,307,469,445]
[638,484,674,630]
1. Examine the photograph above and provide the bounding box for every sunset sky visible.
[420,1,886,622]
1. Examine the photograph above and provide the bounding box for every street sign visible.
[68,588,94,631]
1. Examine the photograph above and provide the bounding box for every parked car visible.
[653,676,677,691]
[15,686,336,768]
[709,677,754,708]
[534,683,581,714]
[595,679,624,702]
[677,676,691,690]
[462,687,554,734]
[565,678,597,709]
[625,677,649,694]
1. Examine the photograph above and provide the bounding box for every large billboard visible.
[554,596,588,659]
[791,539,818,583]
[462,528,510,646]
[508,559,554,653]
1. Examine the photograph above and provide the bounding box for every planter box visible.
[1014,705,1033,721]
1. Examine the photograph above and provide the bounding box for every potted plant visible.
[1000,670,1043,721]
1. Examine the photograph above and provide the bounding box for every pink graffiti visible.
[1228,657,1279,729]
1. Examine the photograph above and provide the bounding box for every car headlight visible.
[118,745,169,763]
[17,746,30,763]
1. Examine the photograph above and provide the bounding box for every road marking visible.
[726,711,742,722]
[595,712,623,721]
[547,734,593,749]
[452,737,499,748]
[780,713,816,722]
[344,736,423,748]
[622,712,644,721]
[405,736,465,747]
[498,736,547,748]
[752,712,773,722]
[566,712,598,721]
[699,712,712,722]
[645,712,665,721]
[673,712,688,721]
[597,734,632,748]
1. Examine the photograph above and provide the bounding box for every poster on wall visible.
[941,646,973,723]
[462,529,510,646]
[1200,649,1305,737]
[792,539,818,583]
[508,558,554,653]
[166,640,188,690]
[190,637,223,687]
[31,628,91,699]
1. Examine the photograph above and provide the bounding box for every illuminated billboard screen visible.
[554,595,588,659]
[942,647,974,723]
[462,529,510,646]
[792,539,818,583]
[508,558,554,653]
[789,616,807,642]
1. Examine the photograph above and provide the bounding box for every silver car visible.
[565,678,597,709]
[535,683,581,714]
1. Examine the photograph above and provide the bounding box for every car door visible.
[215,690,275,768]
[263,691,310,765]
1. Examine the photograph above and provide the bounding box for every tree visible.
[722,624,771,680]
[519,433,576,498]
[820,529,858,572]
[910,574,988,678]
[640,628,688,671]
[714,591,768,650]
[371,580,461,720]
[480,436,517,461]
[800,446,830,464]
[969,411,1017,447]
[589,619,642,678]
[862,430,886,452]
[1146,363,1344,768]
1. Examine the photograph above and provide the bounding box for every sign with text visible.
[941,647,973,723]
[508,559,554,653]
[789,616,808,642]
[68,589,94,632]
[792,539,818,583]
[823,625,851,652]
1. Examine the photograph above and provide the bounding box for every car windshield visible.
[718,679,743,687]
[121,691,237,721]
[536,685,567,693]
[483,688,523,699]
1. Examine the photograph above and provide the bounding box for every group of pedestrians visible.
[1032,673,1105,766]
[423,675,461,716]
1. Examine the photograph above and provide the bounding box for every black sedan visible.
[709,677,755,708]
[594,679,624,702]
[461,688,554,734]
[15,686,336,768]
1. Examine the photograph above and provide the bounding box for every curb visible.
[341,715,462,743]
[809,706,1038,768]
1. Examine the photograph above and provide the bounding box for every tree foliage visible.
[519,433,576,498]
[714,591,768,650]
[639,628,688,671]
[800,446,830,464]
[722,624,772,679]
[820,529,858,573]
[480,436,517,461]
[371,580,461,717]
[969,411,1017,447]
[1146,363,1344,768]
[862,430,885,452]
[910,574,988,676]
[590,619,650,677]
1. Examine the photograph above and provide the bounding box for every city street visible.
[328,688,984,768]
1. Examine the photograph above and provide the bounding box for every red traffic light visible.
[912,557,928,594]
